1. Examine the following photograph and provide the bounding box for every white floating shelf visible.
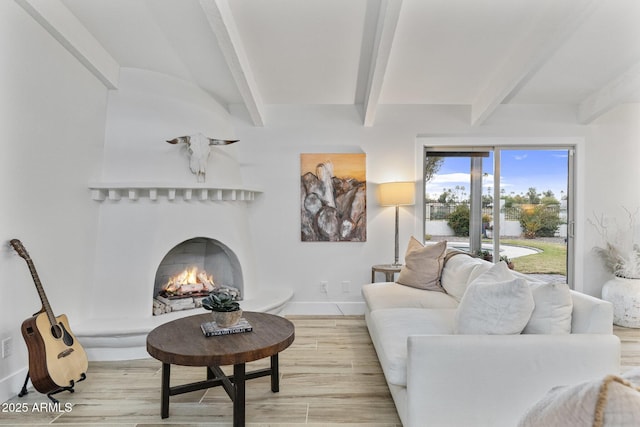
[89,183,261,202]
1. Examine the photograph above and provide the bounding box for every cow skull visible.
[167,133,238,182]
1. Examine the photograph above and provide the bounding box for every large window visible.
[424,146,574,286]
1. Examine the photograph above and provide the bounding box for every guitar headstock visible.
[9,239,30,260]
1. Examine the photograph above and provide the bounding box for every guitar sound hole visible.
[51,324,63,339]
[60,324,74,346]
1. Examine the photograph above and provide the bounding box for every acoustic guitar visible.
[10,239,88,396]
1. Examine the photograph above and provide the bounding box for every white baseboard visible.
[0,367,28,403]
[280,301,366,316]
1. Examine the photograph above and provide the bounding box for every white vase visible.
[602,277,640,328]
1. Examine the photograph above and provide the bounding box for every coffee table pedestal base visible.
[160,354,280,427]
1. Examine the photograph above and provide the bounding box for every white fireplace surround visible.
[73,69,293,361]
[74,194,293,361]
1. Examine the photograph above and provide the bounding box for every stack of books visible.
[200,318,253,336]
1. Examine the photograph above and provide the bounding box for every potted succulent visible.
[202,290,243,327]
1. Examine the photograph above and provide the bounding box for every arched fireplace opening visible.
[152,237,243,315]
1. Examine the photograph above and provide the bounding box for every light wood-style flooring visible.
[1,316,639,426]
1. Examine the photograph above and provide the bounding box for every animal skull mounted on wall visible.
[167,133,238,182]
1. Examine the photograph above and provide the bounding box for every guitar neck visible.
[24,257,57,327]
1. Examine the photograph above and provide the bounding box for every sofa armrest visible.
[406,334,620,427]
[570,290,613,333]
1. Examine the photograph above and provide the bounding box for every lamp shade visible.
[378,181,415,206]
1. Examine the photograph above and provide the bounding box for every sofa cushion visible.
[397,238,447,291]
[455,261,534,334]
[523,282,573,334]
[362,282,459,312]
[441,252,493,301]
[518,368,640,427]
[368,308,456,386]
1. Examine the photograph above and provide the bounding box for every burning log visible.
[163,266,215,295]
[154,265,242,316]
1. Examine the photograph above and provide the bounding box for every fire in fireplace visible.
[163,266,215,295]
[152,237,243,316]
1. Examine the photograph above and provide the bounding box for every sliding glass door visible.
[424,146,573,286]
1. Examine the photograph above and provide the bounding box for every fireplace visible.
[152,237,243,315]
[73,69,292,361]
[77,195,282,360]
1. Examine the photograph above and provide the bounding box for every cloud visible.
[513,154,528,161]
[426,173,501,198]
[429,172,498,187]
[429,173,470,184]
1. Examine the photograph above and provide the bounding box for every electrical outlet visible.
[341,280,350,293]
[320,281,328,294]
[2,337,12,359]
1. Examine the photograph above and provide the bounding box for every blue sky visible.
[426,149,569,201]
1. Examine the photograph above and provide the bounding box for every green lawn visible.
[499,239,567,275]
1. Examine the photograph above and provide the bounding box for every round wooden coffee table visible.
[146,311,295,426]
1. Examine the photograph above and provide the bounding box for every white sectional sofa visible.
[362,249,621,427]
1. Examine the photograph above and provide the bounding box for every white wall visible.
[232,104,589,313]
[0,1,107,402]
[100,68,239,184]
[233,106,410,313]
[583,103,640,296]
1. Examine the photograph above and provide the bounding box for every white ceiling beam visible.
[578,61,640,124]
[471,0,599,126]
[199,0,265,127]
[14,0,119,89]
[363,0,402,127]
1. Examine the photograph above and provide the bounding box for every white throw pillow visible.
[522,282,573,334]
[441,252,492,301]
[454,262,534,335]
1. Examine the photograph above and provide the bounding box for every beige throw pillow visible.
[396,238,447,292]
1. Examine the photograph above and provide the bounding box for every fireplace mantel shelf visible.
[89,182,261,202]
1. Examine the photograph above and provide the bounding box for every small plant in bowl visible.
[499,255,514,270]
[476,249,493,262]
[202,291,242,327]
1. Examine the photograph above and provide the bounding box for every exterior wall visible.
[426,220,567,239]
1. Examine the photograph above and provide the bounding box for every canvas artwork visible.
[300,153,366,242]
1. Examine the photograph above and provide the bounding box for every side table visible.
[371,264,402,283]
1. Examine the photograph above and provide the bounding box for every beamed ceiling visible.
[16,0,640,126]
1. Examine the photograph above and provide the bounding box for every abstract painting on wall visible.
[300,153,366,242]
